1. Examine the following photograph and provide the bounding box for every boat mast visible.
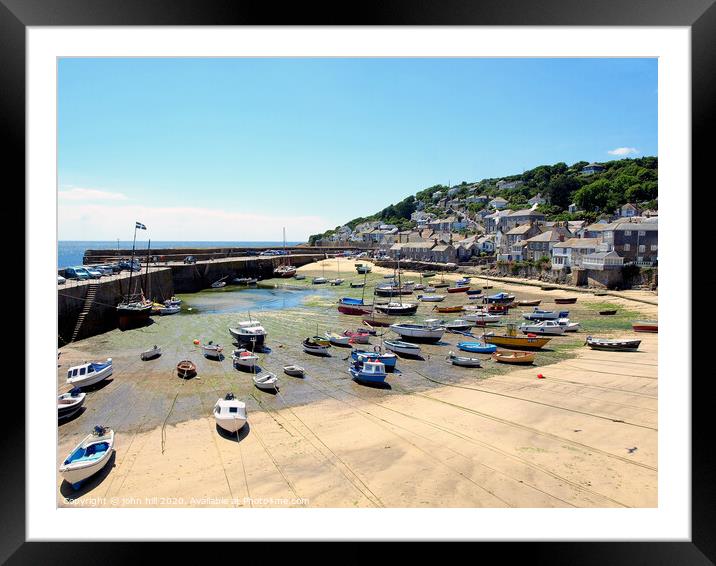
[126,223,138,304]
[144,238,151,300]
[397,253,403,307]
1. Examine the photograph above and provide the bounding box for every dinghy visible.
[201,341,223,359]
[342,329,371,344]
[176,360,197,379]
[337,297,373,315]
[293,274,306,280]
[516,299,541,307]
[351,347,398,371]
[165,296,181,306]
[384,340,422,357]
[303,338,331,355]
[66,359,113,389]
[312,277,328,284]
[349,360,388,384]
[447,351,482,368]
[433,305,463,313]
[585,336,641,351]
[518,320,565,335]
[213,393,247,434]
[417,294,446,302]
[140,345,161,360]
[329,278,345,286]
[457,341,497,354]
[283,365,305,377]
[389,320,445,343]
[554,297,578,304]
[443,319,472,332]
[447,285,470,293]
[350,282,365,288]
[599,309,617,315]
[232,348,259,370]
[159,304,180,315]
[465,289,482,296]
[58,389,86,420]
[325,332,351,346]
[355,263,372,274]
[632,320,658,333]
[491,351,536,365]
[253,372,279,392]
[59,426,114,488]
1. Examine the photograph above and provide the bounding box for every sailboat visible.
[337,268,373,315]
[312,261,328,284]
[329,255,344,285]
[116,222,153,330]
[373,254,418,316]
[273,227,297,277]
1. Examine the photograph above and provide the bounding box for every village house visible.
[568,203,580,214]
[601,221,658,265]
[489,196,509,210]
[431,242,458,263]
[484,210,511,233]
[551,238,602,270]
[502,208,546,231]
[528,193,546,207]
[498,222,543,261]
[522,224,572,261]
[581,162,606,175]
[581,250,624,270]
[617,203,642,218]
[496,179,524,190]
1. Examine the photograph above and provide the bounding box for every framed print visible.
[5,0,710,561]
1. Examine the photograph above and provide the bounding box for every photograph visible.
[55,56,660,510]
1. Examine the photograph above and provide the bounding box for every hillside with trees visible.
[307,157,657,244]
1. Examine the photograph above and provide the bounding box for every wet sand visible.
[58,258,657,508]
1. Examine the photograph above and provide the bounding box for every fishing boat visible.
[349,359,388,384]
[176,360,197,378]
[516,299,541,307]
[557,318,581,332]
[59,426,115,488]
[492,351,536,364]
[355,263,372,274]
[465,289,482,296]
[484,292,515,304]
[253,372,279,392]
[213,393,247,434]
[311,335,331,347]
[337,297,373,315]
[599,309,617,315]
[632,320,658,333]
[283,365,305,377]
[303,338,331,355]
[325,331,351,346]
[424,286,437,293]
[58,389,86,420]
[483,325,552,350]
[519,320,565,335]
[351,347,397,371]
[374,302,419,316]
[554,297,578,304]
[433,305,463,313]
[585,336,641,351]
[202,341,223,359]
[389,320,445,343]
[362,314,396,328]
[522,308,569,321]
[159,304,180,315]
[447,351,482,368]
[232,348,259,370]
[447,285,470,293]
[343,329,371,344]
[443,319,472,332]
[116,222,153,330]
[457,341,497,354]
[140,345,161,360]
[66,359,113,389]
[417,294,446,302]
[384,340,422,357]
[229,319,267,347]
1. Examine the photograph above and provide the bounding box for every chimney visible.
[559,234,565,242]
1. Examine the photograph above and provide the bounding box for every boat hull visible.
[374,304,418,316]
[215,416,247,434]
[59,430,114,487]
[67,364,113,389]
[349,367,387,384]
[632,323,658,333]
[586,339,641,351]
[457,341,497,354]
[117,304,152,330]
[483,335,551,350]
[229,329,266,347]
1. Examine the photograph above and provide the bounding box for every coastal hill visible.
[308,157,657,244]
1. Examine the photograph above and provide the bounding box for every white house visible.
[581,250,624,270]
[551,238,602,270]
[489,197,509,210]
[528,193,546,207]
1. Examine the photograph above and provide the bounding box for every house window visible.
[651,244,657,251]
[638,231,646,236]
[624,230,632,236]
[639,245,645,253]
[624,244,630,251]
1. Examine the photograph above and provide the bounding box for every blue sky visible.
[58,57,657,241]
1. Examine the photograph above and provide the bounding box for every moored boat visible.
[447,351,482,368]
[66,359,113,389]
[443,319,472,332]
[229,320,267,347]
[176,360,197,378]
[554,297,578,304]
[325,331,351,346]
[283,365,305,377]
[389,320,445,343]
[491,351,536,364]
[447,285,470,293]
[232,348,259,370]
[417,294,446,302]
[349,359,388,384]
[557,318,580,332]
[303,337,331,355]
[350,282,365,288]
[518,320,565,335]
[585,336,641,351]
[213,393,247,434]
[253,372,279,392]
[59,426,115,488]
[516,299,541,307]
[337,297,373,315]
[465,289,482,296]
[374,302,419,316]
[362,314,396,328]
[433,305,464,313]
[484,292,515,304]
[457,341,497,354]
[483,325,551,350]
[312,277,328,284]
[159,304,180,315]
[522,307,569,321]
[384,340,422,357]
[599,309,617,315]
[58,389,86,420]
[343,329,371,344]
[355,263,372,274]
[201,341,223,359]
[140,345,161,360]
[632,320,658,333]
[351,347,397,371]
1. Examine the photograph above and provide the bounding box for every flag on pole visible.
[136,222,147,230]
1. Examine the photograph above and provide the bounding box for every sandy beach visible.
[58,258,657,508]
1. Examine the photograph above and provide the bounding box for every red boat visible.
[337,298,373,315]
[447,285,470,293]
[632,320,658,333]
[486,304,510,314]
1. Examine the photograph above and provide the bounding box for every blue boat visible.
[457,341,497,354]
[465,289,482,296]
[351,348,397,371]
[349,360,388,384]
[485,292,515,304]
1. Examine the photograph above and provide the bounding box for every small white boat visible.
[254,372,279,391]
[519,320,566,335]
[557,318,581,332]
[329,278,345,286]
[312,277,328,284]
[140,345,162,360]
[325,331,351,346]
[447,351,482,367]
[417,294,446,302]
[66,359,113,389]
[384,340,422,356]
[165,296,182,306]
[463,312,501,324]
[202,342,224,359]
[444,319,472,332]
[283,365,305,377]
[389,320,445,343]
[213,393,247,434]
[424,286,436,293]
[159,305,180,315]
[211,281,227,288]
[294,274,306,280]
[59,426,114,488]
[232,348,259,369]
[229,320,267,348]
[58,389,86,420]
[303,338,331,355]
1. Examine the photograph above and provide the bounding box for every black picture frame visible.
[7,0,708,561]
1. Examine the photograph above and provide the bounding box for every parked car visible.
[65,266,91,280]
[57,275,66,284]
[95,265,114,276]
[85,267,104,279]
[118,259,142,271]
[183,256,197,264]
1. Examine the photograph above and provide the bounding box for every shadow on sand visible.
[215,422,251,442]
[58,406,87,426]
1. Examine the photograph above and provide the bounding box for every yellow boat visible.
[482,324,551,350]
[433,305,464,313]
